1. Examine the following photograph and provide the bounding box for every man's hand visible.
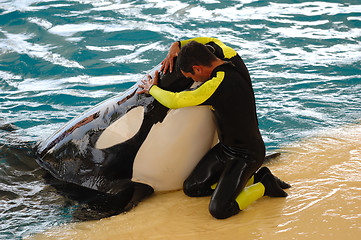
[160,42,180,74]
[137,70,159,94]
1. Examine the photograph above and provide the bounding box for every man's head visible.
[177,41,218,82]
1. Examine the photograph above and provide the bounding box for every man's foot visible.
[261,173,288,197]
[255,167,291,189]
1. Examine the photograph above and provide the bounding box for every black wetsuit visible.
[149,37,265,219]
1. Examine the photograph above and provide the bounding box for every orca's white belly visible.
[132,106,217,191]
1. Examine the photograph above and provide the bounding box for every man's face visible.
[181,67,208,82]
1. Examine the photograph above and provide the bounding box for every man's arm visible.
[160,41,181,74]
[148,71,225,109]
[137,69,225,109]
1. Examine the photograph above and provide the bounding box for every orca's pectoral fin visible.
[123,182,154,211]
[264,152,281,162]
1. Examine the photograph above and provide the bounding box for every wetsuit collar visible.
[210,61,236,78]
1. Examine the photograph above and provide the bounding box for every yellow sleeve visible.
[149,71,225,109]
[179,37,237,59]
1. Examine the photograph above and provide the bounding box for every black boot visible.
[261,173,288,197]
[255,167,291,189]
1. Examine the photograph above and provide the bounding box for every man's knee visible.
[183,179,213,197]
[209,200,240,219]
[183,179,195,196]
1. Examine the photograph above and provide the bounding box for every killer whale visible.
[36,60,218,196]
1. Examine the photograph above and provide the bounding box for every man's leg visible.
[235,173,288,211]
[208,155,260,219]
[211,167,290,211]
[254,167,291,189]
[183,143,225,197]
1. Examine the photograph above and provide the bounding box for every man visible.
[138,37,290,219]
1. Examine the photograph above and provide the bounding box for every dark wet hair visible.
[177,41,217,74]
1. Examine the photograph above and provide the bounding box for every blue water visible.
[0,0,360,238]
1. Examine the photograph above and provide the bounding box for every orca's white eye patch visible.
[95,106,144,149]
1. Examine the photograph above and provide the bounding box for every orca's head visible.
[157,57,193,92]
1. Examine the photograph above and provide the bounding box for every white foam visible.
[103,42,163,64]
[0,0,71,14]
[0,70,22,81]
[0,29,84,69]
[28,17,53,29]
